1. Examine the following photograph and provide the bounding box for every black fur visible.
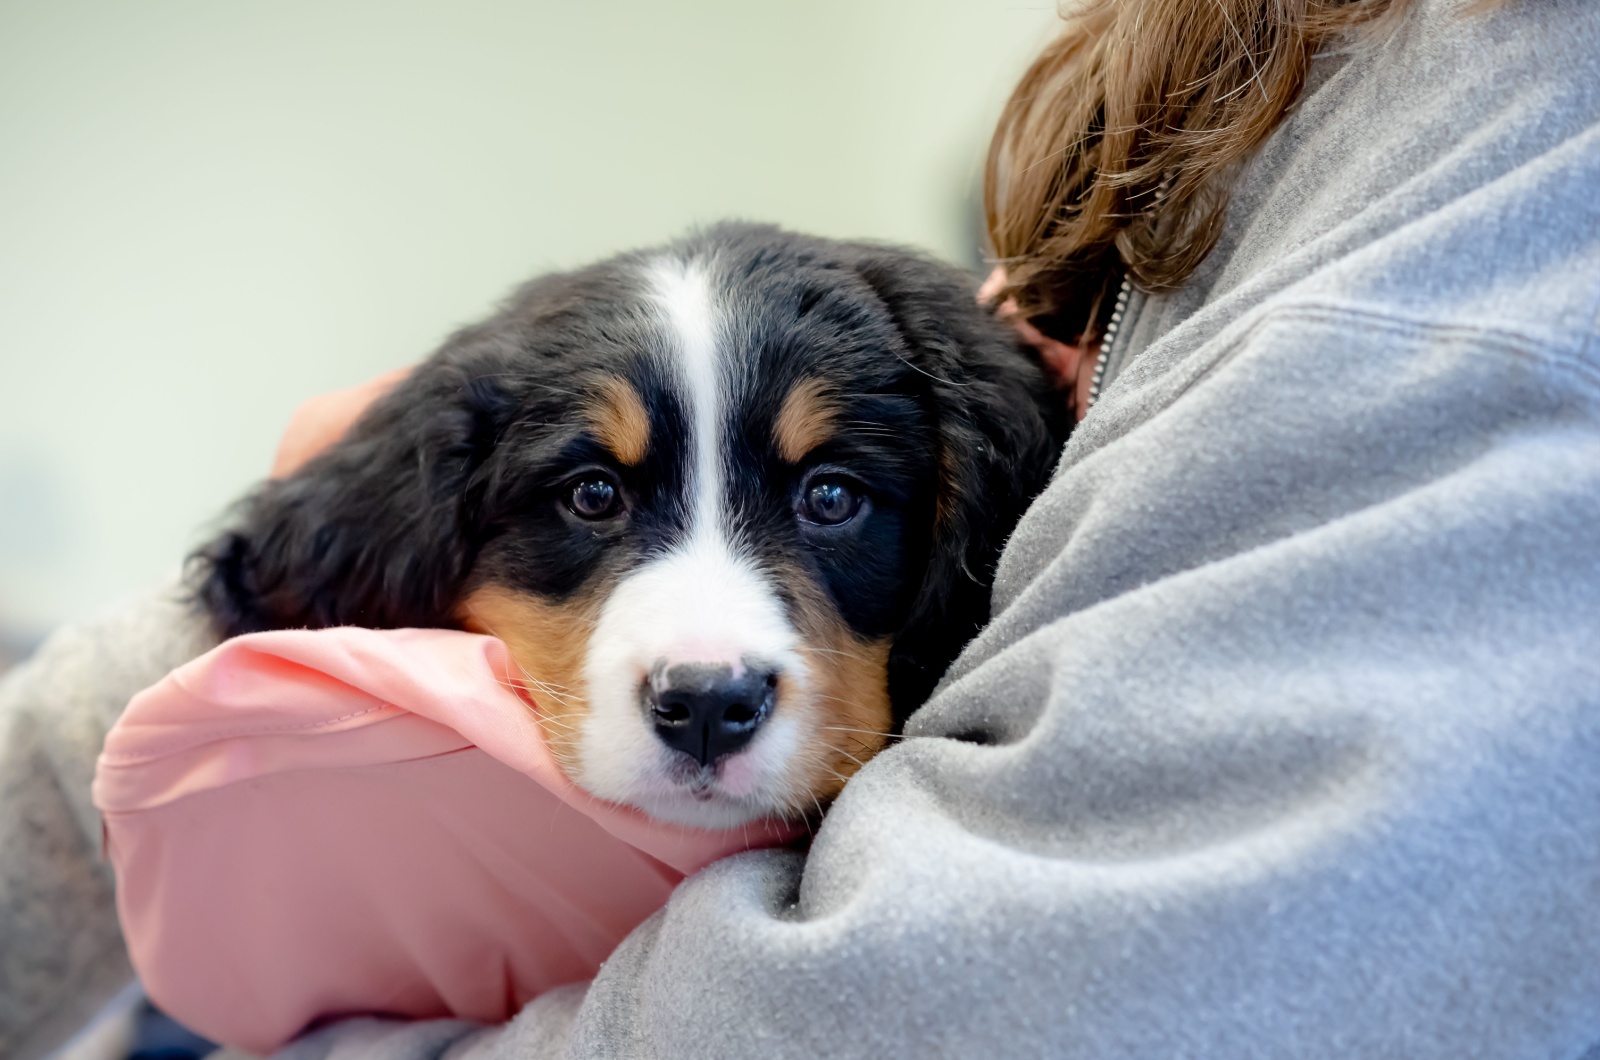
[191,223,1067,726]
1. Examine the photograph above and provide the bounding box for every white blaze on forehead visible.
[646,257,724,534]
[622,253,794,662]
[573,254,809,822]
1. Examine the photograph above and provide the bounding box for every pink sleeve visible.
[93,626,793,1054]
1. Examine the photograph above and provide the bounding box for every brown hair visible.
[984,0,1417,333]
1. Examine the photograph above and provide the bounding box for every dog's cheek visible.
[782,573,894,810]
[797,632,892,805]
[456,583,606,774]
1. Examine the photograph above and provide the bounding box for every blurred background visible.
[0,0,1060,650]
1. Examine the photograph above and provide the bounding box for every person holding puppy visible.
[4,0,1597,1056]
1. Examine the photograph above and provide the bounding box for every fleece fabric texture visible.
[3,0,1598,1055]
[0,586,214,1060]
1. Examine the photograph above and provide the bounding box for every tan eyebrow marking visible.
[584,376,651,466]
[772,377,838,464]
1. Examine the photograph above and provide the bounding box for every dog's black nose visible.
[647,663,777,767]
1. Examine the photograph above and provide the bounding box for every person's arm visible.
[0,585,217,1060]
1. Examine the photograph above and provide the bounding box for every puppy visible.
[192,223,1065,828]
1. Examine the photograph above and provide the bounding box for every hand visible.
[979,268,1096,423]
[270,367,413,478]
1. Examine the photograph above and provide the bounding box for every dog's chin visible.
[624,779,786,830]
[588,749,802,829]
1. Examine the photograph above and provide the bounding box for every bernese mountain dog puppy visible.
[192,223,1066,828]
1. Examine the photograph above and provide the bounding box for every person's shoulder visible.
[1213,0,1600,363]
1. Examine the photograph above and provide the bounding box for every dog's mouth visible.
[661,726,776,801]
[675,763,738,802]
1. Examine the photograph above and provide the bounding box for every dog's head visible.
[194,224,1065,827]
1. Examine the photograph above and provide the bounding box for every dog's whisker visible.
[895,352,972,388]
[532,713,581,732]
[509,662,582,708]
[808,690,882,709]
[518,682,576,704]
[520,678,577,703]
[808,793,828,830]
[813,724,883,749]
[819,725,904,741]
[539,713,582,730]
[816,739,869,769]
[520,685,579,710]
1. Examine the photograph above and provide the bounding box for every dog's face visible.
[457,255,941,826]
[195,225,1063,828]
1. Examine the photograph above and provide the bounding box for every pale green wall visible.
[0,0,1058,636]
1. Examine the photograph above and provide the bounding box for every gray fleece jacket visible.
[3,0,1598,1055]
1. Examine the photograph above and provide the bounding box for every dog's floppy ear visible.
[190,359,514,637]
[847,246,1069,721]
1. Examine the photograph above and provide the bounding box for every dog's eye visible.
[800,478,861,526]
[567,477,622,520]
